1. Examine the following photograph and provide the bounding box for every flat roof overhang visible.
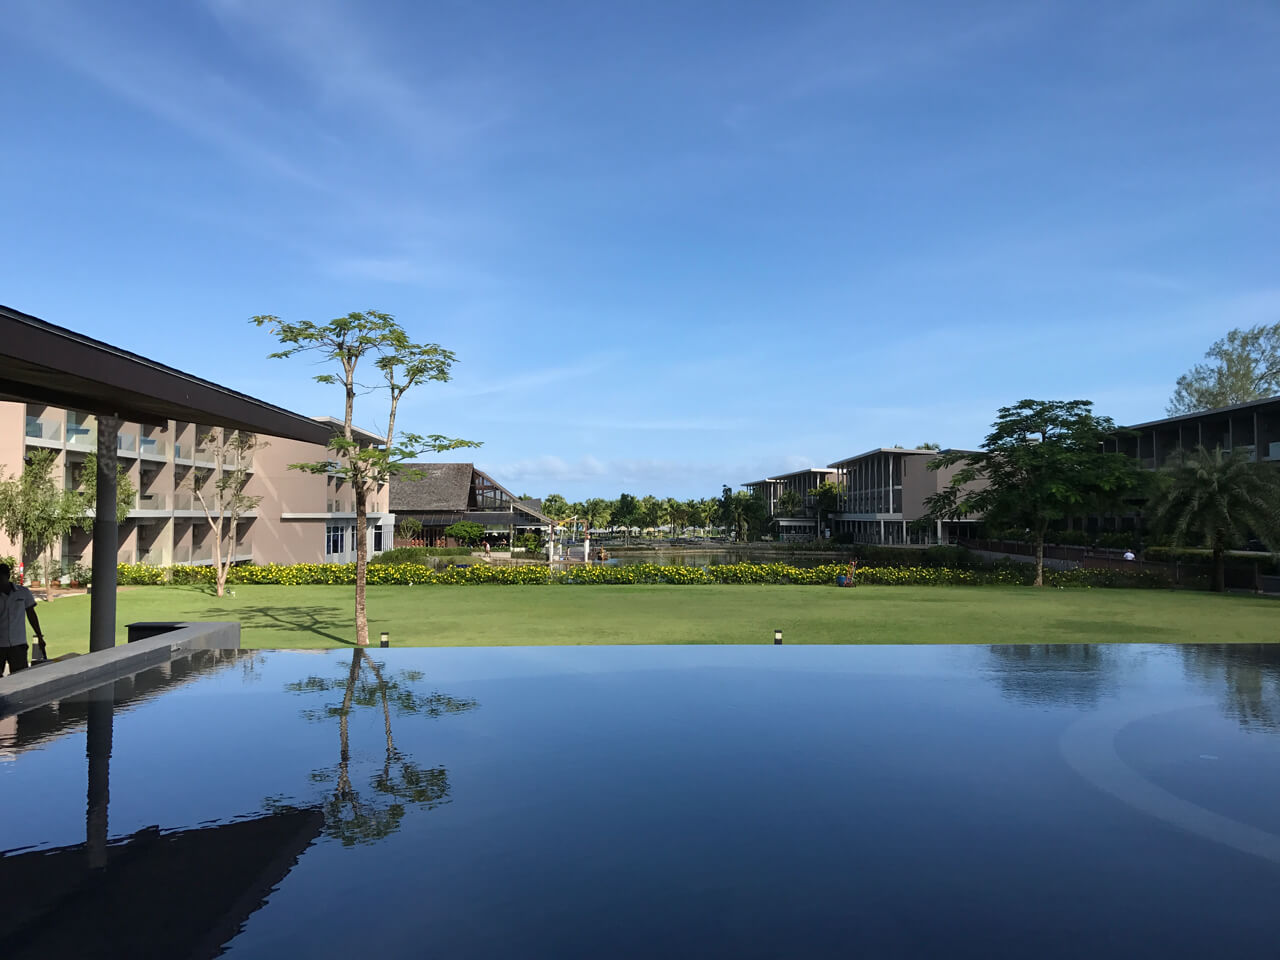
[1,304,333,445]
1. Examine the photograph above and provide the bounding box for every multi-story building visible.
[0,402,393,572]
[742,468,838,541]
[827,447,983,545]
[1109,396,1280,468]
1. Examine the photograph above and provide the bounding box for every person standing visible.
[1,562,44,675]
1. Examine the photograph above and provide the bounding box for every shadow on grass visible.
[193,603,356,646]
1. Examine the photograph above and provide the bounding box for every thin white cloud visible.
[11,0,331,191]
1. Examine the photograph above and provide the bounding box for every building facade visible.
[827,447,983,545]
[1,401,392,572]
[743,468,838,541]
[1110,396,1280,469]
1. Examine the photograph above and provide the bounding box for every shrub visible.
[443,521,485,546]
[117,563,168,585]
[109,560,1183,590]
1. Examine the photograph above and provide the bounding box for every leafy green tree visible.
[614,493,638,530]
[638,495,661,533]
[1148,445,1280,592]
[1169,323,1280,414]
[444,520,485,546]
[776,490,803,517]
[808,480,842,539]
[541,493,570,521]
[917,442,942,450]
[396,516,423,543]
[253,310,479,645]
[181,428,263,597]
[0,450,89,597]
[582,498,611,532]
[683,499,704,535]
[701,497,721,536]
[924,399,1141,586]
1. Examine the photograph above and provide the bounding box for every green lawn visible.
[27,584,1279,654]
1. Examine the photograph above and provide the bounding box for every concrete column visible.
[91,416,120,653]
[936,519,943,544]
[879,519,885,543]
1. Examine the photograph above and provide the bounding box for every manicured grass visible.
[26,584,1279,655]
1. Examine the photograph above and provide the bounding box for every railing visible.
[174,442,188,460]
[117,433,138,454]
[173,492,195,510]
[327,500,350,512]
[191,544,214,563]
[66,424,96,449]
[140,549,168,566]
[137,493,168,510]
[140,436,167,458]
[25,416,62,442]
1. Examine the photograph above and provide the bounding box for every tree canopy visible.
[1169,323,1280,414]
[924,399,1141,585]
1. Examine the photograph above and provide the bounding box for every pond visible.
[3,643,1280,958]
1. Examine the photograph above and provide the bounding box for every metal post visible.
[90,416,121,653]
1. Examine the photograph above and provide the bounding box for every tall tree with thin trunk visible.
[182,428,265,597]
[253,311,479,646]
[924,399,1140,586]
[1148,445,1280,592]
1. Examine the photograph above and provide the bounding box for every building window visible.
[326,524,345,555]
[373,524,384,552]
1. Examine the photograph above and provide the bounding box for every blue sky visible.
[4,0,1278,499]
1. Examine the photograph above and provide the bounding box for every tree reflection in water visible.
[1179,644,1280,732]
[284,649,478,845]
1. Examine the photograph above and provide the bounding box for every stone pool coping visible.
[0,622,241,716]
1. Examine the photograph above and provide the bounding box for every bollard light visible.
[774,628,782,645]
[380,631,390,648]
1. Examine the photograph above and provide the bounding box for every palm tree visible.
[776,490,803,517]
[1148,445,1280,592]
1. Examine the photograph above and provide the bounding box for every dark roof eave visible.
[1121,394,1280,431]
[0,304,335,445]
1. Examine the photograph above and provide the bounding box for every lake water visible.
[3,643,1280,958]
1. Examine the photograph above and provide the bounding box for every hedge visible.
[114,560,1178,590]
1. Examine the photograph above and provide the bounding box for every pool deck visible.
[0,621,240,716]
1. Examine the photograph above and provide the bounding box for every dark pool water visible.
[3,644,1280,959]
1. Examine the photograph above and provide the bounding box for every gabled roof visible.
[390,462,475,511]
[389,464,554,525]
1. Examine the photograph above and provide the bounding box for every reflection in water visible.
[985,644,1115,707]
[1180,645,1280,731]
[0,807,324,960]
[283,649,479,845]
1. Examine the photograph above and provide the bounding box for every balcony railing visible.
[117,433,138,455]
[140,549,167,566]
[66,424,96,450]
[191,544,214,563]
[140,436,167,458]
[173,492,195,510]
[174,442,189,460]
[25,416,62,442]
[137,493,168,510]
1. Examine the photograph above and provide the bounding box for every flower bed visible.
[115,560,1180,589]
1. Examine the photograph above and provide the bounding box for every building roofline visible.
[1121,394,1280,431]
[0,303,335,445]
[766,466,837,481]
[826,447,940,467]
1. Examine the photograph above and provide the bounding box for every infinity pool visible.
[3,644,1280,958]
